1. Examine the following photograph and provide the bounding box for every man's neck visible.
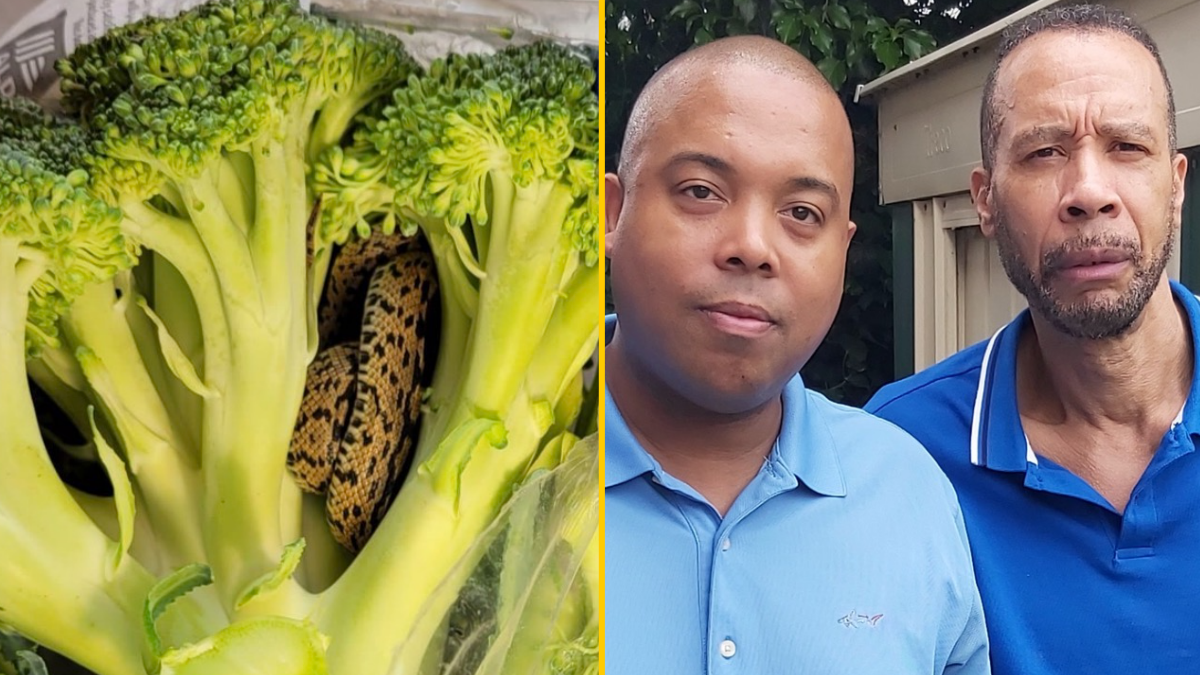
[1016,279,1193,510]
[605,338,782,517]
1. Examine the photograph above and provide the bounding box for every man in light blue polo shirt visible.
[867,6,1200,674]
[604,35,988,674]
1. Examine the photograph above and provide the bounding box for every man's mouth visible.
[699,301,776,336]
[1049,247,1134,283]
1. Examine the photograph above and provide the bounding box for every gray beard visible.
[991,195,1174,340]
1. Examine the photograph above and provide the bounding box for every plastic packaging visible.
[0,0,597,103]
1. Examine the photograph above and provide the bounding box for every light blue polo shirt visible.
[605,316,989,674]
[867,280,1200,674]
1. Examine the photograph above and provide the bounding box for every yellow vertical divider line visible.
[597,3,608,672]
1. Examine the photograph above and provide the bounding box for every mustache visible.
[1040,235,1141,275]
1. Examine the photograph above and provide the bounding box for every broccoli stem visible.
[61,282,207,570]
[458,181,576,418]
[26,349,93,434]
[410,223,475,464]
[526,265,601,408]
[307,91,379,166]
[199,294,309,612]
[122,144,314,611]
[0,242,153,675]
[147,254,206,456]
[316,394,546,675]
[413,181,578,471]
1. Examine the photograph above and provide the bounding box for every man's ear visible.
[845,219,857,247]
[970,167,996,238]
[1173,152,1188,228]
[605,173,624,258]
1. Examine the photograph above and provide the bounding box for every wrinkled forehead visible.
[994,30,1170,140]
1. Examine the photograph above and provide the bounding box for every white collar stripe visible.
[970,326,1007,467]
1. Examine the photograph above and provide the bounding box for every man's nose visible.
[1059,151,1122,223]
[715,209,778,275]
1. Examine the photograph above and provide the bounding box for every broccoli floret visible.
[53,0,418,609]
[311,41,600,675]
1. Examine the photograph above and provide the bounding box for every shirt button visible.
[719,639,736,658]
[720,537,732,551]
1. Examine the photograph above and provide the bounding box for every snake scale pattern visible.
[288,232,438,552]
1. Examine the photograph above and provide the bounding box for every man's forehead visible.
[993,30,1169,137]
[638,65,845,152]
[997,30,1165,100]
[620,41,844,181]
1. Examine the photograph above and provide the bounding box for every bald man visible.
[604,36,989,674]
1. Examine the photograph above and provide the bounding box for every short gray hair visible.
[979,4,1175,171]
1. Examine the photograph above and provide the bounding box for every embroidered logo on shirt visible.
[838,610,883,628]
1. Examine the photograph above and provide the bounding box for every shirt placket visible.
[705,457,796,675]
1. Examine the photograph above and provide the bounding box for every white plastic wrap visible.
[0,0,596,102]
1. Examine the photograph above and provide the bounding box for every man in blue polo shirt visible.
[867,5,1200,674]
[604,35,988,674]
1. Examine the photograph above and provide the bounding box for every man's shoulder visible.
[865,340,989,418]
[861,340,992,469]
[804,390,960,495]
[809,390,928,450]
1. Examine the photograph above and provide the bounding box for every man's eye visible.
[790,206,817,222]
[1031,147,1057,158]
[1116,142,1145,153]
[685,185,713,199]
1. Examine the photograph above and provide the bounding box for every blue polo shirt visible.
[605,316,989,674]
[866,280,1200,674]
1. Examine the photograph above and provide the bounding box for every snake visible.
[288,231,438,552]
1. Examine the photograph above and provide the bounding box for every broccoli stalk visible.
[311,42,599,675]
[0,136,223,675]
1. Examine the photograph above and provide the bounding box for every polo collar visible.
[603,314,846,496]
[969,280,1200,472]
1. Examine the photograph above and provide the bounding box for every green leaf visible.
[850,18,867,42]
[0,629,46,675]
[873,36,903,70]
[816,56,848,89]
[777,15,801,44]
[236,539,307,610]
[811,24,834,56]
[801,9,821,32]
[865,16,888,33]
[90,406,136,579]
[827,3,852,30]
[669,0,701,19]
[736,0,757,24]
[695,27,714,45]
[136,297,217,399]
[845,38,863,69]
[144,564,214,658]
[902,33,926,60]
[14,652,47,675]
